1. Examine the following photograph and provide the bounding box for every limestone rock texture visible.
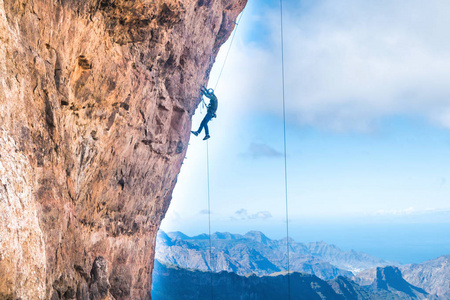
[0,0,246,299]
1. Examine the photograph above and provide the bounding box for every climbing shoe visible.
[203,135,210,140]
[191,131,199,136]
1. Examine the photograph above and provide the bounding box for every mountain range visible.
[155,230,449,299]
[155,230,392,280]
[355,255,450,299]
[152,261,436,300]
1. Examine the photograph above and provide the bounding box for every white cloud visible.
[215,0,450,132]
[373,207,450,217]
[232,209,273,220]
[374,206,417,216]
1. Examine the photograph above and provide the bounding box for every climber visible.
[191,86,218,140]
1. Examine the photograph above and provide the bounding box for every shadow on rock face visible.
[109,264,133,299]
[90,257,111,300]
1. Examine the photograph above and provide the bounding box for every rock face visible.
[356,257,450,299]
[364,266,433,300]
[0,0,246,299]
[400,256,450,299]
[0,129,47,300]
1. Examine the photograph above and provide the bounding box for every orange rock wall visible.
[0,0,246,299]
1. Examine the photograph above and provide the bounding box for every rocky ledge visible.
[0,0,246,299]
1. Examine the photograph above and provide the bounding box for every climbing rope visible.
[279,0,291,298]
[204,8,246,300]
[206,140,214,299]
[214,8,246,91]
[200,3,290,298]
[202,4,290,298]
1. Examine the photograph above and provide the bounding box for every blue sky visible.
[160,0,450,263]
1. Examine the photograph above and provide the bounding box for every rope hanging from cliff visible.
[214,8,246,91]
[204,8,247,300]
[206,140,214,299]
[279,0,291,298]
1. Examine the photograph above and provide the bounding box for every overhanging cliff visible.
[0,0,246,299]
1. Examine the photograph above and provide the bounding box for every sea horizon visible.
[160,221,450,265]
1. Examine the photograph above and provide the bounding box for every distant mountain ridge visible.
[355,255,450,299]
[156,230,392,280]
[152,260,435,300]
[400,255,450,299]
[367,266,431,299]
